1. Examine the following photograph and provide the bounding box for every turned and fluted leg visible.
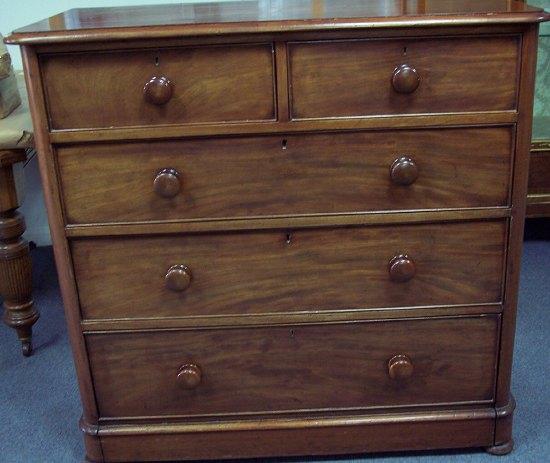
[0,149,39,356]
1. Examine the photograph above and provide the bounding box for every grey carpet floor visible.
[1,239,549,463]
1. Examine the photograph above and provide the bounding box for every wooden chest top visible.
[5,0,549,44]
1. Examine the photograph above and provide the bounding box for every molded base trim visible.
[485,439,514,455]
[82,407,496,462]
[492,395,516,454]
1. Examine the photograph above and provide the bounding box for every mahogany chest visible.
[6,1,550,461]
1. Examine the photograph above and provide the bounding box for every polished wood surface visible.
[527,143,550,191]
[387,354,414,380]
[5,1,549,44]
[388,254,416,283]
[289,36,519,119]
[390,156,419,186]
[165,264,193,293]
[176,364,202,390]
[97,408,495,461]
[0,150,39,356]
[100,416,492,461]
[40,44,275,129]
[65,208,511,238]
[391,64,421,94]
[9,1,547,460]
[153,168,181,199]
[80,303,503,333]
[50,110,518,145]
[490,23,538,455]
[57,127,513,224]
[86,316,499,418]
[527,142,550,217]
[72,221,506,320]
[143,75,173,106]
[21,47,102,445]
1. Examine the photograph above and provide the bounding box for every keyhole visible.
[403,46,407,56]
[282,139,288,150]
[155,55,160,66]
[285,232,292,245]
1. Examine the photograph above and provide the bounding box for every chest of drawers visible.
[6,1,549,461]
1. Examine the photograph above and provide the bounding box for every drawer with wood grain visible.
[57,127,513,225]
[72,220,506,320]
[289,36,519,119]
[40,43,276,130]
[86,315,499,418]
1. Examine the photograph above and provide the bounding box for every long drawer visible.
[40,43,276,130]
[57,127,513,224]
[86,315,500,418]
[289,36,519,119]
[72,220,506,320]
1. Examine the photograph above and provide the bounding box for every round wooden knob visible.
[165,265,192,292]
[143,75,173,105]
[388,254,416,282]
[154,168,181,198]
[177,364,202,390]
[392,64,420,94]
[390,156,419,186]
[388,355,414,380]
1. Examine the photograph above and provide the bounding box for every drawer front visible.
[289,36,518,119]
[73,221,506,320]
[87,315,499,418]
[41,44,275,130]
[57,127,512,224]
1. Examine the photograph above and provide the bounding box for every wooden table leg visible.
[0,149,39,356]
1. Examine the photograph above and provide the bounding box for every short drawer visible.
[72,221,506,320]
[40,44,276,130]
[87,315,499,418]
[57,127,513,224]
[289,36,518,119]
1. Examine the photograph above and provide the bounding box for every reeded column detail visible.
[0,150,39,356]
